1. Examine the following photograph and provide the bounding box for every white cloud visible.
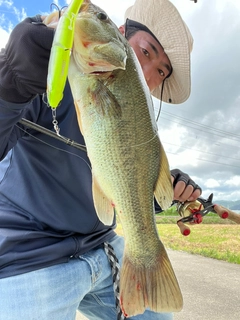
[0,0,28,49]
[226,176,240,187]
[12,6,26,22]
[0,27,9,48]
[205,179,220,188]
[0,0,13,8]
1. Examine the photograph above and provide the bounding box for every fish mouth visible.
[90,71,111,75]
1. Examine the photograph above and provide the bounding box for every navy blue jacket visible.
[0,82,116,278]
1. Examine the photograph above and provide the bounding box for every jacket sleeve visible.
[0,98,32,160]
[0,15,54,103]
[0,15,54,160]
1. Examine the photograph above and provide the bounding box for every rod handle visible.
[214,204,240,224]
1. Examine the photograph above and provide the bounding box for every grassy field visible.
[115,215,240,264]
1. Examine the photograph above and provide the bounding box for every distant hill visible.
[216,200,240,210]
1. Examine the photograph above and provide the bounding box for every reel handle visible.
[177,220,191,236]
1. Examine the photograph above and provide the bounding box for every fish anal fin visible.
[92,176,114,226]
[120,243,183,317]
[154,143,173,210]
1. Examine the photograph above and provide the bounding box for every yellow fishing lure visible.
[47,0,84,108]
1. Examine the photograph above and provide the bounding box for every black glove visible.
[0,15,54,103]
[154,198,163,214]
[170,168,201,192]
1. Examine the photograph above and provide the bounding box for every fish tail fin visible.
[120,244,183,317]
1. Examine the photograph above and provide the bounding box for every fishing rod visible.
[18,118,87,152]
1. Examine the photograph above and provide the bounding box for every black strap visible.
[104,242,126,320]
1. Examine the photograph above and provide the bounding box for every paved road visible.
[168,250,240,320]
[76,250,240,320]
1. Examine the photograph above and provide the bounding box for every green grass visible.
[155,214,237,224]
[157,224,240,263]
[115,220,240,264]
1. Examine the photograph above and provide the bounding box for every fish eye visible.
[96,12,108,21]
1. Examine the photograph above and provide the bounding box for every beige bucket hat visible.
[125,0,193,104]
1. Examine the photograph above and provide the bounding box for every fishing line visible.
[129,132,159,148]
[50,3,68,18]
[50,3,61,18]
[15,123,92,172]
[155,78,165,122]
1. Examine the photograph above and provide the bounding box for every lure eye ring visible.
[96,12,108,21]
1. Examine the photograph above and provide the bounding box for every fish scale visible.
[67,0,182,317]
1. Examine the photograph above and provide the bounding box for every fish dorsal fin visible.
[154,143,173,210]
[92,175,115,226]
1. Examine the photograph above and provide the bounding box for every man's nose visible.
[142,65,152,82]
[142,66,153,90]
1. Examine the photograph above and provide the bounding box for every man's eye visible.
[158,69,165,77]
[142,48,149,56]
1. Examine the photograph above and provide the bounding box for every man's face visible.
[120,27,172,92]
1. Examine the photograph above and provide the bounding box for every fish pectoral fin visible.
[120,243,183,317]
[93,80,122,118]
[92,176,114,226]
[73,100,84,135]
[154,143,173,210]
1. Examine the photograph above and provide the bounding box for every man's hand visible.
[171,168,202,202]
[0,15,55,103]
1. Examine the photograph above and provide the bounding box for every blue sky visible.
[0,0,63,31]
[1,0,240,201]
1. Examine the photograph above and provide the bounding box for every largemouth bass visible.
[66,0,183,316]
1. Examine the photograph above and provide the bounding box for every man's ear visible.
[119,25,125,36]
